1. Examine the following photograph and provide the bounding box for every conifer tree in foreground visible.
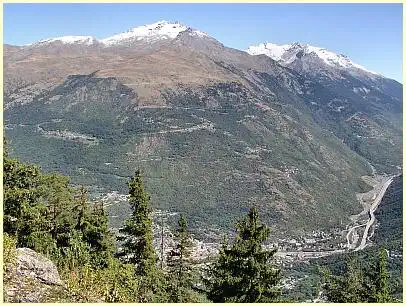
[167,214,194,302]
[322,248,393,303]
[322,257,366,302]
[74,186,116,268]
[118,170,157,271]
[373,249,392,302]
[207,207,281,302]
[117,170,161,302]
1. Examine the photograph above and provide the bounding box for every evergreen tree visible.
[322,249,393,303]
[41,173,86,268]
[117,170,161,302]
[167,214,194,302]
[87,201,116,268]
[3,155,49,247]
[3,151,114,270]
[322,257,366,302]
[73,187,116,268]
[74,186,91,234]
[207,207,281,302]
[42,174,76,247]
[373,249,392,302]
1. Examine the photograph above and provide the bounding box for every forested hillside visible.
[6,21,402,239]
[374,175,403,250]
[3,144,399,302]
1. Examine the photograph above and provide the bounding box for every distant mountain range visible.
[247,42,378,74]
[4,21,402,239]
[27,21,209,47]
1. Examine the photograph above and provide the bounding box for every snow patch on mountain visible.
[187,29,209,38]
[247,42,292,62]
[247,42,377,75]
[36,36,97,46]
[27,21,209,47]
[101,20,207,46]
[101,21,187,45]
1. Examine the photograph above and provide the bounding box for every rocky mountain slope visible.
[248,42,402,173]
[4,21,402,238]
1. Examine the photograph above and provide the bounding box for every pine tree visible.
[42,173,75,245]
[3,155,49,247]
[322,250,393,303]
[117,170,160,302]
[322,257,366,302]
[207,207,281,302]
[346,258,366,302]
[73,187,115,268]
[74,186,90,234]
[41,173,81,266]
[167,214,194,302]
[373,249,392,302]
[88,201,116,268]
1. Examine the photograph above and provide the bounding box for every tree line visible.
[3,140,397,302]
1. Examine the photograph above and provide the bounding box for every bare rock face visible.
[15,248,63,286]
[4,248,75,303]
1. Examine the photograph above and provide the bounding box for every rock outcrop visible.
[15,248,63,286]
[4,248,74,303]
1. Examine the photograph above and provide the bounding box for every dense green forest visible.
[2,142,400,302]
[374,175,403,250]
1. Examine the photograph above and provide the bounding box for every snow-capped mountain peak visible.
[247,42,292,62]
[247,42,377,75]
[101,20,207,46]
[27,21,209,48]
[35,36,97,46]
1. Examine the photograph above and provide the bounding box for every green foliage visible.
[25,231,58,260]
[322,257,367,302]
[3,135,10,161]
[73,187,116,268]
[3,156,44,237]
[166,214,196,302]
[374,175,403,250]
[5,74,379,239]
[3,233,17,275]
[322,249,394,303]
[207,207,281,302]
[2,153,121,302]
[373,249,392,302]
[4,140,399,303]
[117,170,163,302]
[63,258,139,302]
[3,153,116,271]
[118,171,157,270]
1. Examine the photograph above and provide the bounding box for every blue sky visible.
[4,3,403,82]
